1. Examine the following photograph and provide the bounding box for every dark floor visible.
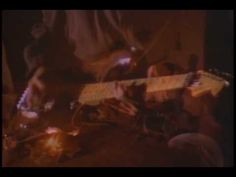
[5,108,174,167]
[3,80,233,167]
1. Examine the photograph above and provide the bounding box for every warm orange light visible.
[44,134,63,156]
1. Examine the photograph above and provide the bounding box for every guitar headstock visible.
[188,70,230,98]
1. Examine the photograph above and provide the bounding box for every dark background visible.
[2,10,233,82]
[204,10,234,166]
[2,10,234,166]
[2,10,42,83]
[205,10,233,74]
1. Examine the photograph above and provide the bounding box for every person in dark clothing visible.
[23,23,49,79]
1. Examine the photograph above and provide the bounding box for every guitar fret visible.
[78,71,227,104]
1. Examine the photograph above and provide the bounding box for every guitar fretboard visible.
[16,69,228,112]
[78,73,191,105]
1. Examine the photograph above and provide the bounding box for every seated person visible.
[168,133,224,167]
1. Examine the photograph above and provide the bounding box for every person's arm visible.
[147,65,159,78]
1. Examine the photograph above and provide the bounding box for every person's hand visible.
[146,91,171,104]
[105,82,138,117]
[115,101,138,117]
[26,67,46,109]
[105,99,138,117]
[114,81,127,100]
[3,136,17,150]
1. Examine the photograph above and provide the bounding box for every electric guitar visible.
[16,69,230,111]
[5,69,230,151]
[77,70,230,105]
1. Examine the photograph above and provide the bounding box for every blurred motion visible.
[2,10,233,167]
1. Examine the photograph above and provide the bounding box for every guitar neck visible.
[78,73,193,104]
[16,69,228,110]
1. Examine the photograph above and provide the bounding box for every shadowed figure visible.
[168,133,224,167]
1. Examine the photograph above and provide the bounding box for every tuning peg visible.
[225,73,233,79]
[224,81,230,87]
[191,80,201,87]
[212,68,219,75]
[223,73,229,78]
[209,68,213,73]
